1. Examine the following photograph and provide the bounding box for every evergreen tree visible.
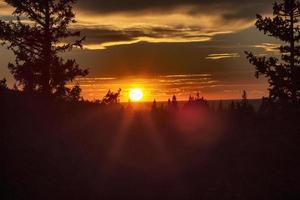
[67,84,82,102]
[172,95,178,109]
[241,90,248,107]
[238,90,254,114]
[0,0,88,98]
[152,99,157,111]
[101,89,121,105]
[188,94,194,102]
[0,78,8,91]
[245,0,300,104]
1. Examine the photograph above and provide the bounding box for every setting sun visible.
[129,88,144,101]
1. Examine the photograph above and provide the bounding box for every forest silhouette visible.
[1,0,300,200]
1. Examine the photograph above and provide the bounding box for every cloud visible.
[76,0,271,17]
[253,43,281,52]
[75,27,212,50]
[205,53,240,60]
[160,74,212,78]
[0,0,272,50]
[70,0,273,49]
[73,8,254,49]
[73,0,273,49]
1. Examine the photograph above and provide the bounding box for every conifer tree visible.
[241,90,249,108]
[101,89,121,105]
[0,78,8,92]
[152,99,157,110]
[246,0,300,104]
[172,95,178,109]
[0,0,88,97]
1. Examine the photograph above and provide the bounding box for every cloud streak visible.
[206,53,240,60]
[253,43,281,53]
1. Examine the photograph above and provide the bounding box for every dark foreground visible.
[1,92,300,200]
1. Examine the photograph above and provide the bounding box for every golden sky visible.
[74,74,268,102]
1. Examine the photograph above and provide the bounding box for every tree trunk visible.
[290,6,297,103]
[42,1,51,95]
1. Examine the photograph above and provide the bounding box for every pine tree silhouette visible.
[237,90,255,115]
[241,90,249,108]
[0,78,7,92]
[67,84,82,102]
[172,95,178,110]
[0,0,88,98]
[245,0,300,104]
[101,89,121,105]
[152,99,157,111]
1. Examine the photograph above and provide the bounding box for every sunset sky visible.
[0,0,280,101]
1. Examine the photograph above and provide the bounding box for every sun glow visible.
[129,88,144,102]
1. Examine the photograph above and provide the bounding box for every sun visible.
[129,88,144,102]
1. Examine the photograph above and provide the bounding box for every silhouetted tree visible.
[171,95,178,110]
[0,78,8,91]
[67,84,82,102]
[166,95,178,111]
[241,90,249,108]
[238,90,255,115]
[259,97,275,114]
[189,94,194,102]
[167,98,171,106]
[245,0,300,104]
[101,89,121,105]
[184,93,209,110]
[13,83,19,91]
[0,0,88,98]
[152,99,157,111]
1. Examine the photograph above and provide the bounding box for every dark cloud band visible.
[77,0,271,19]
